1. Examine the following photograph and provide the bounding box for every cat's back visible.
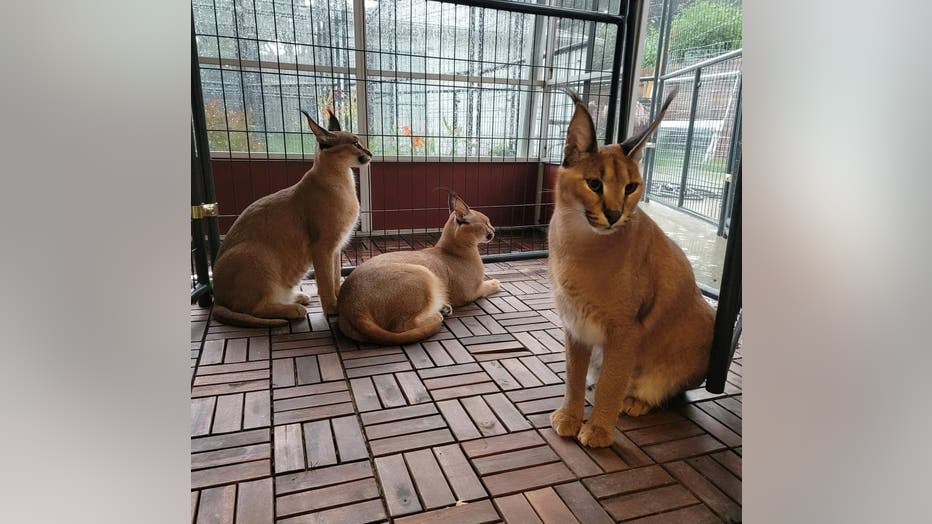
[217,184,301,255]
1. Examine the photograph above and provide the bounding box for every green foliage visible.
[642,0,741,70]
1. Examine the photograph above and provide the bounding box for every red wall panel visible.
[211,159,550,233]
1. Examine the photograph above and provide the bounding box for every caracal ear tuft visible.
[448,191,470,219]
[326,108,341,132]
[301,109,335,143]
[620,87,679,163]
[562,89,598,166]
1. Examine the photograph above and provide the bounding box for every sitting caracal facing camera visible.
[211,110,371,327]
[548,89,715,448]
[337,192,501,344]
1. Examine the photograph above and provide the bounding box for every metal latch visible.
[192,203,219,219]
[724,174,733,183]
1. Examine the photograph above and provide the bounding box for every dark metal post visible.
[718,74,742,237]
[603,5,628,145]
[677,67,701,208]
[581,0,600,101]
[192,20,221,264]
[191,131,213,306]
[705,162,741,393]
[617,0,646,143]
[642,0,672,201]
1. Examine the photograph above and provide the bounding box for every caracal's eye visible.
[586,179,603,193]
[624,182,639,195]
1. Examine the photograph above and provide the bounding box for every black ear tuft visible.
[301,109,335,144]
[621,87,679,162]
[326,109,341,132]
[562,89,597,165]
[448,190,470,218]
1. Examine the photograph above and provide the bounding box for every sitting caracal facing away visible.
[211,110,370,327]
[337,192,501,344]
[548,89,715,448]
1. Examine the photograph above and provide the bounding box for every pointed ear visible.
[301,109,335,143]
[326,108,341,132]
[448,191,470,219]
[563,90,597,166]
[621,87,679,163]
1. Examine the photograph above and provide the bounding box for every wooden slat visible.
[525,487,580,524]
[462,430,545,458]
[196,484,235,524]
[394,499,499,524]
[404,449,456,509]
[274,424,305,473]
[432,444,487,501]
[304,420,337,468]
[482,461,575,496]
[235,478,273,524]
[495,494,544,524]
[332,415,368,462]
[276,477,380,518]
[601,484,699,521]
[375,454,423,517]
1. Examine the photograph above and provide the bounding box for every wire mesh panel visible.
[634,0,741,226]
[193,0,630,267]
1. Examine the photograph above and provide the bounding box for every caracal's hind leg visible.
[294,290,311,305]
[479,279,501,297]
[253,301,308,321]
[621,396,654,417]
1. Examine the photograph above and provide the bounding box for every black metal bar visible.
[581,0,599,101]
[660,48,742,80]
[433,0,625,24]
[718,74,742,237]
[641,0,672,202]
[705,162,741,393]
[191,130,213,306]
[617,0,646,143]
[191,20,221,265]
[677,68,702,208]
[603,6,627,144]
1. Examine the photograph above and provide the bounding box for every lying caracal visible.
[337,192,500,344]
[548,89,714,448]
[211,110,370,326]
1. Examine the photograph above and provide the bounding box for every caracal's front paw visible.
[550,409,582,437]
[483,279,501,295]
[622,397,653,417]
[294,292,311,305]
[439,303,454,317]
[577,422,614,448]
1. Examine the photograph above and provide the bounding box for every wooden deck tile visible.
[192,259,740,522]
[553,481,614,524]
[601,484,699,521]
[665,460,741,523]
